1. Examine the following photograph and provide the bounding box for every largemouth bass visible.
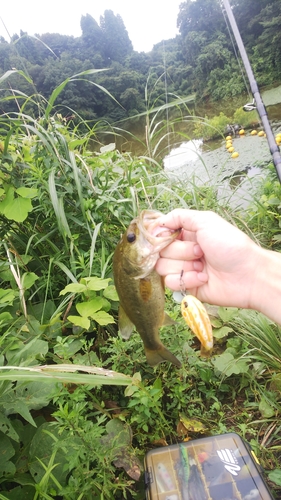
[113,210,181,367]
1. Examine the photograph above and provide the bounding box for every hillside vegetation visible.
[0,0,281,121]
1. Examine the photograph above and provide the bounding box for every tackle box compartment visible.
[144,432,274,500]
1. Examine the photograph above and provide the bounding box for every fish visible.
[113,210,181,367]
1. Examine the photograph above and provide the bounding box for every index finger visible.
[158,208,212,232]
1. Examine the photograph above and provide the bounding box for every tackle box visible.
[144,432,274,500]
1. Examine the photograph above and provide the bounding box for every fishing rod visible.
[221,0,281,183]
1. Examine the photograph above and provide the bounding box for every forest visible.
[0,0,281,122]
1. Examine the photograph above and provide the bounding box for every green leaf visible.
[76,297,105,317]
[67,315,90,330]
[6,337,49,365]
[272,234,281,242]
[104,419,131,448]
[29,422,70,485]
[213,326,233,339]
[210,317,222,328]
[22,272,39,290]
[268,469,281,486]
[54,339,83,358]
[60,283,86,295]
[0,434,16,478]
[270,373,281,393]
[103,285,119,301]
[91,310,115,326]
[0,288,16,305]
[16,187,38,199]
[0,312,13,326]
[0,381,59,426]
[218,307,239,322]
[82,277,111,291]
[0,366,132,386]
[2,196,32,222]
[0,412,19,442]
[0,69,33,85]
[259,397,275,418]
[68,138,87,150]
[0,185,14,212]
[213,352,249,376]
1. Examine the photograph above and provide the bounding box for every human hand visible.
[155,208,264,310]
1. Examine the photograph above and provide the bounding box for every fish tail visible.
[145,345,181,367]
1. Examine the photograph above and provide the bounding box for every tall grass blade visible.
[89,222,102,276]
[0,365,132,386]
[48,170,71,240]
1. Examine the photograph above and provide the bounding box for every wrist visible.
[249,246,281,324]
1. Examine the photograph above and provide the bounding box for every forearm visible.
[250,246,281,324]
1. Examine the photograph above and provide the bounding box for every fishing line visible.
[221,0,281,183]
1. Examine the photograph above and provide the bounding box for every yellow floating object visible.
[258,131,265,137]
[181,295,213,356]
[225,141,232,148]
[228,146,235,153]
[225,135,232,141]
[251,130,257,135]
[239,129,245,135]
[231,152,239,158]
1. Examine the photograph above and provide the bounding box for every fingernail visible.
[194,244,203,256]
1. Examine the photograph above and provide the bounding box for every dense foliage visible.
[0,76,281,497]
[0,0,281,121]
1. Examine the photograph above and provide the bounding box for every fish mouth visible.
[129,210,181,279]
[139,210,180,251]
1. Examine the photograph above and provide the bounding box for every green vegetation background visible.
[0,0,281,499]
[0,0,281,121]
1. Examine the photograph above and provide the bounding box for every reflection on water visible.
[163,139,203,169]
[164,133,274,182]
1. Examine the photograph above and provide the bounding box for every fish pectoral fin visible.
[162,312,177,326]
[118,305,134,339]
[145,344,181,368]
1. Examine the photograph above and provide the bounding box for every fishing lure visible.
[181,295,213,356]
[156,462,176,492]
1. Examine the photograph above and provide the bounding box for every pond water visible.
[163,85,281,184]
[161,84,281,208]
[98,84,281,206]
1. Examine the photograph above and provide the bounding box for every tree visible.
[177,0,224,38]
[80,14,104,60]
[100,10,133,63]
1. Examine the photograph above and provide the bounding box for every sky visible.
[0,0,183,53]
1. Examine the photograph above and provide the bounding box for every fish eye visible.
[127,232,136,243]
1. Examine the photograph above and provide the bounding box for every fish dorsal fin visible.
[118,305,134,339]
[162,312,177,326]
